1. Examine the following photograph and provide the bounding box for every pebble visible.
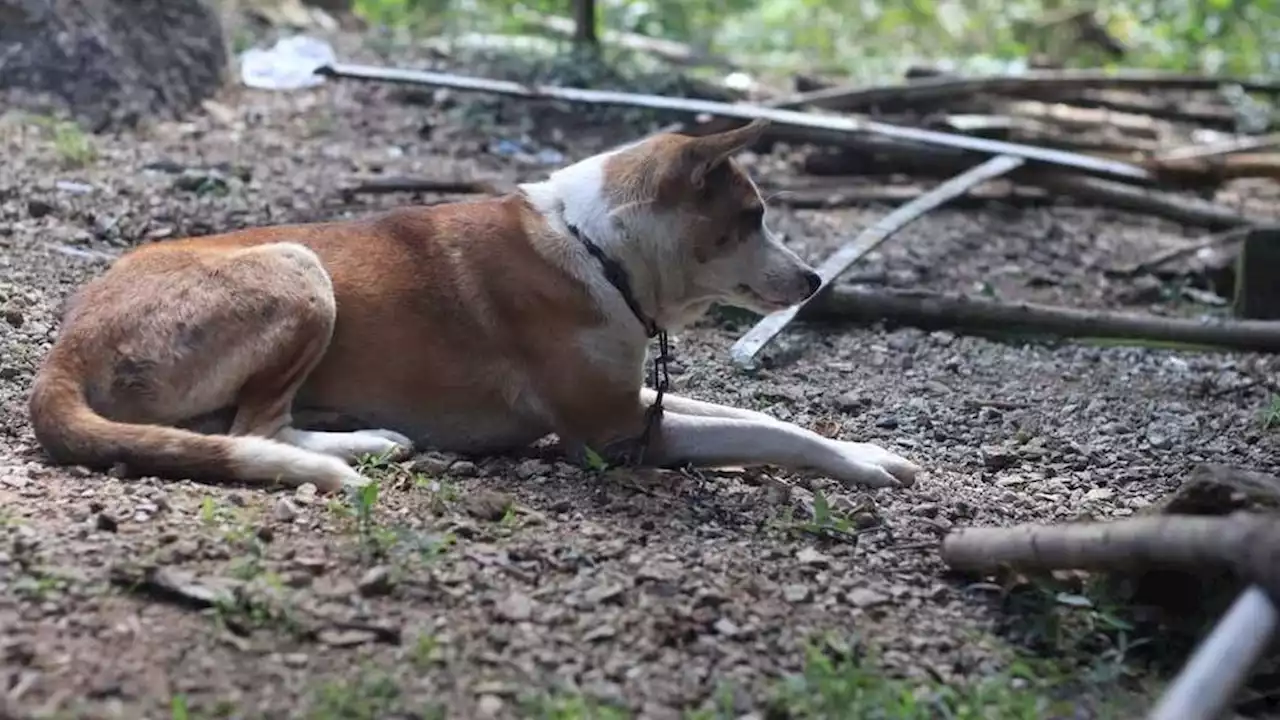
[476,695,504,718]
[94,513,118,532]
[450,460,479,477]
[845,588,890,608]
[712,617,740,636]
[358,566,394,597]
[273,498,299,522]
[496,592,533,622]
[796,547,831,568]
[782,584,812,603]
[294,483,318,505]
[1084,487,1115,502]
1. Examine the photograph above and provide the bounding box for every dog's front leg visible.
[647,412,921,489]
[641,388,788,423]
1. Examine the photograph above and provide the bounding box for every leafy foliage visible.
[353,0,1280,80]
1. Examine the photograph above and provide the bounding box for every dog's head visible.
[603,119,821,321]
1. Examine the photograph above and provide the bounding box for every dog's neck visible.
[519,151,696,334]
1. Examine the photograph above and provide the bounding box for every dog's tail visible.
[27,355,357,492]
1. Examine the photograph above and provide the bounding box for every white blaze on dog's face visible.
[603,119,822,317]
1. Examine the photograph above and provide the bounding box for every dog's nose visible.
[803,270,822,296]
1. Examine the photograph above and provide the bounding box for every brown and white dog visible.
[27,119,922,493]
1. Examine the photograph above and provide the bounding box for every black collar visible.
[563,220,660,339]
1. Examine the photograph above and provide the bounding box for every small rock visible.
[832,391,868,413]
[282,653,308,667]
[294,483,318,505]
[796,547,831,568]
[463,490,513,522]
[273,497,299,522]
[26,200,55,218]
[1147,433,1172,451]
[982,446,1016,471]
[585,582,626,606]
[94,513,118,532]
[712,617,740,636]
[782,584,812,603]
[358,566,394,597]
[450,460,479,477]
[1084,487,1115,502]
[411,454,452,476]
[514,459,546,480]
[496,592,533,622]
[845,587,890,608]
[476,695,504,719]
[2,306,23,328]
[582,624,616,642]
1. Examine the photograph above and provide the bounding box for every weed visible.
[410,633,441,670]
[309,669,402,720]
[170,695,189,720]
[582,446,610,472]
[521,690,631,720]
[768,636,1067,719]
[1262,395,1280,430]
[769,489,862,542]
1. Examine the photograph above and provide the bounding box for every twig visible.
[1157,131,1280,162]
[1059,89,1238,129]
[1115,226,1256,277]
[940,513,1280,594]
[728,154,1025,367]
[768,183,1051,210]
[803,287,1280,354]
[1030,173,1264,230]
[316,63,1152,183]
[799,137,1265,228]
[783,69,1280,114]
[1148,585,1279,720]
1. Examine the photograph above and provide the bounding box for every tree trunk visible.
[0,0,228,130]
[572,0,597,47]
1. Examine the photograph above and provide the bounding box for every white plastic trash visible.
[239,36,337,91]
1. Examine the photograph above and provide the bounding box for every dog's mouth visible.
[734,284,798,311]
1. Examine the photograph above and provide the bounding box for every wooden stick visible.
[769,184,1052,210]
[1148,585,1279,720]
[800,137,1266,229]
[728,154,1026,367]
[803,287,1280,353]
[316,63,1152,183]
[1031,173,1264,230]
[1115,226,1255,277]
[940,513,1280,592]
[1157,131,1280,162]
[783,69,1280,114]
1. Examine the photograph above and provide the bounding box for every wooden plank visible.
[727,154,1025,367]
[317,63,1150,183]
[1233,226,1280,320]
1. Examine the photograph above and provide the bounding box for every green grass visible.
[1262,394,1280,429]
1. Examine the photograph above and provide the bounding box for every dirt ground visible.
[2,29,1280,720]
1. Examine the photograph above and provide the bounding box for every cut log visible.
[0,0,228,129]
[1233,227,1280,320]
[803,287,1280,354]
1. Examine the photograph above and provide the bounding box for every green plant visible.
[309,669,403,720]
[521,691,631,720]
[1262,394,1280,429]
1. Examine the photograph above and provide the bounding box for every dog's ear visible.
[682,119,771,189]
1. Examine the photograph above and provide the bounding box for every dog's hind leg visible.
[217,244,415,465]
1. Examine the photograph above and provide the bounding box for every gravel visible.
[1,26,1279,720]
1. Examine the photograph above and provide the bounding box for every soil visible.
[2,25,1280,720]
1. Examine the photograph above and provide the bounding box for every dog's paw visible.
[352,428,415,460]
[828,441,922,489]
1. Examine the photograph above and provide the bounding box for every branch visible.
[803,287,1280,354]
[316,63,1152,183]
[800,136,1265,228]
[940,513,1280,596]
[778,69,1280,114]
[1157,131,1280,162]
[769,183,1052,210]
[1114,226,1254,277]
[728,154,1026,367]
